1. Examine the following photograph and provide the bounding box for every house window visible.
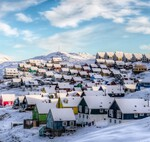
[79,105,82,113]
[79,113,81,118]
[110,119,112,123]
[114,120,116,123]
[62,121,67,126]
[83,114,85,118]
[109,109,113,117]
[140,113,144,116]
[86,115,88,119]
[85,106,88,113]
[100,109,103,113]
[70,121,74,126]
[134,114,138,118]
[117,110,121,118]
[147,113,150,116]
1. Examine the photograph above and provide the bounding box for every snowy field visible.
[0,107,150,142]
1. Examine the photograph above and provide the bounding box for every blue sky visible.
[0,0,150,61]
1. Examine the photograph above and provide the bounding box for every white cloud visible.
[0,22,19,36]
[21,30,39,42]
[36,26,96,52]
[16,13,33,23]
[41,0,140,28]
[0,0,46,17]
[13,44,24,49]
[140,44,150,50]
[126,17,150,34]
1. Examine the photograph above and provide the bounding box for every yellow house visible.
[56,97,81,115]
[133,64,147,74]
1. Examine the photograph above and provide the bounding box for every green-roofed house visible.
[32,102,56,124]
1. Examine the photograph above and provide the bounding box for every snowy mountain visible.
[33,52,95,64]
[0,53,11,64]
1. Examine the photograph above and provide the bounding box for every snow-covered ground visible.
[0,107,150,142]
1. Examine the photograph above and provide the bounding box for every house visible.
[62,75,72,82]
[95,59,105,64]
[122,53,133,62]
[90,74,102,82]
[45,63,53,70]
[92,68,101,73]
[53,74,62,82]
[22,64,31,72]
[61,68,69,74]
[37,69,46,76]
[133,64,147,74]
[81,90,105,97]
[32,102,56,124]
[71,77,83,83]
[82,66,91,72]
[78,71,89,78]
[69,69,78,75]
[52,57,62,63]
[105,52,114,60]
[108,98,150,124]
[44,71,54,78]
[53,64,61,72]
[57,83,72,92]
[29,67,38,73]
[4,68,19,79]
[137,77,150,90]
[105,60,115,67]
[21,95,49,110]
[57,97,81,114]
[78,96,114,125]
[74,65,82,70]
[0,94,16,106]
[101,69,111,76]
[101,85,125,97]
[132,53,143,62]
[99,64,107,69]
[123,83,137,93]
[96,52,106,59]
[113,51,124,61]
[115,61,125,69]
[45,108,76,136]
[90,64,98,68]
[142,54,150,63]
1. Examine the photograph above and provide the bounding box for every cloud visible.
[41,0,140,28]
[13,44,25,49]
[0,21,19,36]
[21,30,39,42]
[16,13,33,23]
[36,25,97,52]
[0,0,46,18]
[126,17,150,34]
[140,44,150,50]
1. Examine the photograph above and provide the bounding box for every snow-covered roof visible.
[96,59,105,63]
[60,97,81,107]
[90,64,98,68]
[70,69,78,74]
[83,96,114,109]
[45,71,54,76]
[61,68,69,72]
[124,84,137,90]
[63,75,72,80]
[12,78,21,83]
[92,68,101,73]
[124,53,133,60]
[53,64,61,68]
[83,66,91,71]
[79,71,88,76]
[115,61,125,65]
[72,77,83,82]
[74,65,82,69]
[54,74,62,79]
[83,91,105,96]
[1,94,16,101]
[115,98,150,113]
[105,60,115,64]
[100,64,107,69]
[101,69,111,74]
[101,85,124,94]
[58,83,71,89]
[50,108,75,121]
[36,102,56,114]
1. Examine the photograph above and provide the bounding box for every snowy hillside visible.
[33,52,95,64]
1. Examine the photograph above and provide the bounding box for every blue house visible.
[108,98,150,124]
[46,108,76,136]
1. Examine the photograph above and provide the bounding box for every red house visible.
[0,94,16,106]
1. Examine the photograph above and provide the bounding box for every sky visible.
[0,0,150,61]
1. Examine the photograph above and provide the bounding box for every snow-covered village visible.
[1,51,150,142]
[1,0,150,142]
